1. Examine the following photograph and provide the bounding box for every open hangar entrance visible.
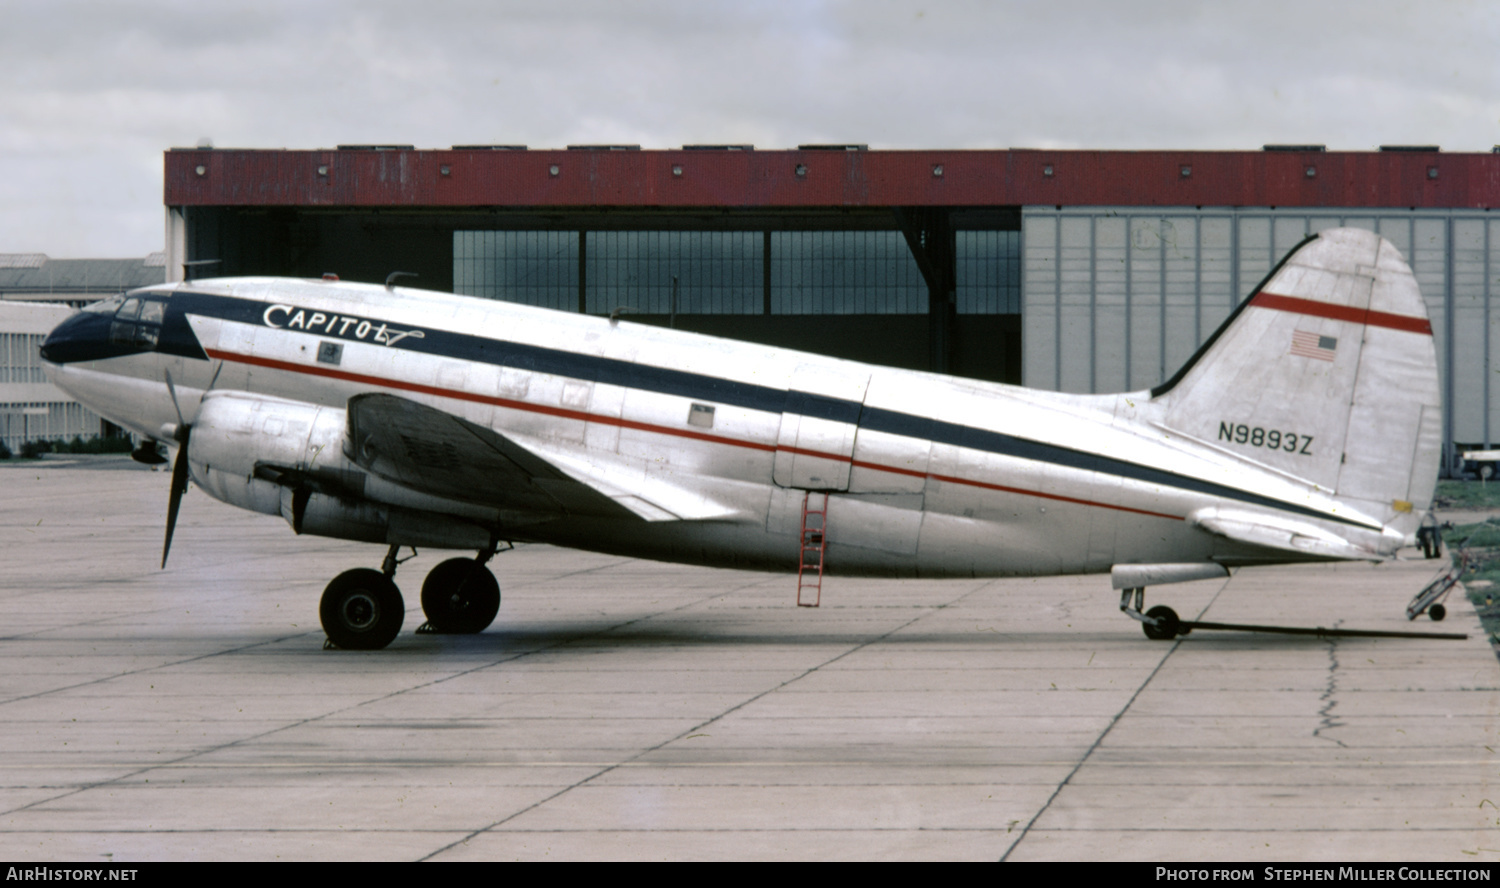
[165,145,1500,471]
[168,159,1023,385]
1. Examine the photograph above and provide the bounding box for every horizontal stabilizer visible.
[1188,506,1396,561]
[1111,562,1230,590]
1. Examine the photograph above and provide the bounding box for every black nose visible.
[40,311,116,364]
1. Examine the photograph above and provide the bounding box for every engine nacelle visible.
[189,392,344,516]
[187,391,495,550]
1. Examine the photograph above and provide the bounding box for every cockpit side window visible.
[109,295,166,349]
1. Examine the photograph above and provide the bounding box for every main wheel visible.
[420,558,501,634]
[1142,605,1181,641]
[321,568,404,650]
[1429,603,1447,621]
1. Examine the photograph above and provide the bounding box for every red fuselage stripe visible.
[206,347,1185,522]
[1250,291,1433,335]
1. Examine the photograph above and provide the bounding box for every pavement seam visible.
[415,578,997,861]
[0,632,318,708]
[997,575,1234,861]
[0,566,773,823]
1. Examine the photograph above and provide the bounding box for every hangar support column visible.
[165,208,187,283]
[894,208,957,375]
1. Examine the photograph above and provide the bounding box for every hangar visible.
[163,144,1500,471]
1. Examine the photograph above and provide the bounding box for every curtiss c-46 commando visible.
[39,228,1451,648]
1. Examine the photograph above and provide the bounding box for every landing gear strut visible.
[1119,587,1188,641]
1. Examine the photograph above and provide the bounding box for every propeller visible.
[160,363,221,568]
[161,370,190,568]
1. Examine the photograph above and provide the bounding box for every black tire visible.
[420,558,501,634]
[321,568,404,650]
[1429,603,1447,622]
[1143,605,1181,641]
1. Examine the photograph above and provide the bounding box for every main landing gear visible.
[320,544,503,650]
[417,552,501,635]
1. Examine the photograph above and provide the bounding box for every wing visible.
[344,393,629,518]
[345,394,740,522]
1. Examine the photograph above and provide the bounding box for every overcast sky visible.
[2,0,1496,258]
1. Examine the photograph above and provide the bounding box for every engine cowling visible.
[186,391,496,549]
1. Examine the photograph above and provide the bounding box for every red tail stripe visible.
[1251,291,1433,335]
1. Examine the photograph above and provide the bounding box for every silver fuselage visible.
[42,276,1396,578]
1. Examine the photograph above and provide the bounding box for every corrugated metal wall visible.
[1023,207,1500,466]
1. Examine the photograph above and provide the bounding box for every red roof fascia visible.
[164,148,1500,210]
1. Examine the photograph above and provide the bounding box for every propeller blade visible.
[162,428,190,569]
[160,367,216,569]
[164,369,185,427]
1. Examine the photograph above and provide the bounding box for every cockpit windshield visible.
[82,294,126,314]
[107,292,168,348]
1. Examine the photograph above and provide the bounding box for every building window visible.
[453,231,579,311]
[455,227,965,316]
[585,231,761,315]
[0,400,102,453]
[0,333,48,384]
[769,230,925,314]
[957,230,1021,314]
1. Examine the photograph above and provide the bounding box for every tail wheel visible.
[321,568,404,650]
[1142,605,1182,641]
[420,558,501,634]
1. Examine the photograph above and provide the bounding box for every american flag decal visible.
[1290,330,1338,361]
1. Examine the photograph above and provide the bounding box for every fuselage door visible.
[773,363,869,491]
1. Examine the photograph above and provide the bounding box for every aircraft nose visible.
[39,309,113,364]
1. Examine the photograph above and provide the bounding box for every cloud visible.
[1,0,1495,255]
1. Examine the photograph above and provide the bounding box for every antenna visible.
[182,258,220,282]
[385,271,418,291]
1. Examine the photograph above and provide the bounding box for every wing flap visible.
[527,443,744,522]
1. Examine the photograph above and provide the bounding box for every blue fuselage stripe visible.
[73,290,1379,531]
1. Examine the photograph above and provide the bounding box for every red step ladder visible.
[797,491,829,607]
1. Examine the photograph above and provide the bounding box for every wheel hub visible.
[341,592,379,631]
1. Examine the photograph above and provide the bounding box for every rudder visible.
[1154,228,1441,535]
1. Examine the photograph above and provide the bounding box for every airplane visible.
[37,227,1444,649]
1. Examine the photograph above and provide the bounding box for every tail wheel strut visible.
[1119,587,1186,641]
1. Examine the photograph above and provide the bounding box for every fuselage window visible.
[109,296,165,349]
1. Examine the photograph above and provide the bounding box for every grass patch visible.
[1439,520,1500,649]
[1433,479,1500,511]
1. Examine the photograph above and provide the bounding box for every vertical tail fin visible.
[1155,228,1441,535]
